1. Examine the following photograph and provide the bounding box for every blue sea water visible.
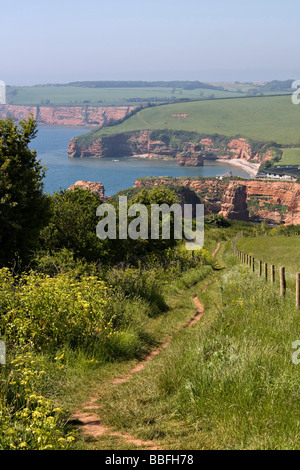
[30,125,251,197]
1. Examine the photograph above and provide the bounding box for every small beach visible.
[216,158,260,178]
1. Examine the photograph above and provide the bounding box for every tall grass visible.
[156,266,300,449]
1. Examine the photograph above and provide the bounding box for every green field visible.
[275,148,300,166]
[80,95,300,146]
[6,85,242,107]
[237,235,300,275]
[6,80,291,107]
[237,234,300,295]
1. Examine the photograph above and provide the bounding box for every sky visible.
[1,0,299,85]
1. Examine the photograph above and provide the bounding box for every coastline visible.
[129,153,173,160]
[216,158,260,177]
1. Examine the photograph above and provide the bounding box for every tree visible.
[39,188,107,262]
[97,186,181,264]
[0,116,49,267]
[130,186,181,252]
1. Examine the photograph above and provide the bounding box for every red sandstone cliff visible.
[68,131,269,169]
[68,180,105,197]
[285,184,300,225]
[133,177,299,225]
[177,143,203,166]
[0,104,134,127]
[68,130,181,159]
[219,183,249,221]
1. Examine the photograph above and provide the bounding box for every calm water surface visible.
[30,126,251,196]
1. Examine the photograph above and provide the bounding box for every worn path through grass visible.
[71,241,225,450]
[73,288,207,449]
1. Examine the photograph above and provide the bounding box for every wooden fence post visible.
[271,265,275,284]
[296,273,300,309]
[280,267,286,297]
[264,262,268,281]
[252,257,255,273]
[259,261,262,277]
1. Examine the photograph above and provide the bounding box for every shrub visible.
[39,188,107,262]
[0,352,74,450]
[0,269,112,352]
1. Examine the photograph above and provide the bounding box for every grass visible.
[236,235,300,276]
[65,269,218,450]
[77,95,300,146]
[6,86,242,107]
[274,148,300,166]
[3,223,300,449]
[237,234,300,295]
[84,239,300,449]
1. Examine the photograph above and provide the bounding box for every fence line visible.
[232,233,300,309]
[286,272,296,278]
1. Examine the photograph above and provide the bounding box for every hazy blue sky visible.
[1,0,299,85]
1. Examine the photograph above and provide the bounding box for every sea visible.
[30,125,251,197]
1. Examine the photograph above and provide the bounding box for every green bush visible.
[0,269,112,352]
[106,267,168,317]
[39,188,107,262]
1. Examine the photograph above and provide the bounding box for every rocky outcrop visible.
[68,130,204,166]
[133,177,299,224]
[177,153,203,166]
[285,184,300,225]
[219,183,249,221]
[0,104,134,127]
[200,138,213,147]
[68,129,272,169]
[68,180,105,197]
[178,144,203,166]
[68,138,108,158]
[228,138,252,160]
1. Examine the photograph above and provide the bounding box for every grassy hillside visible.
[274,148,300,166]
[237,235,300,275]
[78,95,300,146]
[236,233,300,296]
[6,85,241,107]
[6,80,293,107]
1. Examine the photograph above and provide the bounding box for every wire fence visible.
[232,232,300,309]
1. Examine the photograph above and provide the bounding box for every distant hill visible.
[73,95,300,146]
[65,80,225,90]
[261,79,294,92]
[5,80,294,107]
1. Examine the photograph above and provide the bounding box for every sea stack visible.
[219,183,249,221]
[68,180,105,198]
